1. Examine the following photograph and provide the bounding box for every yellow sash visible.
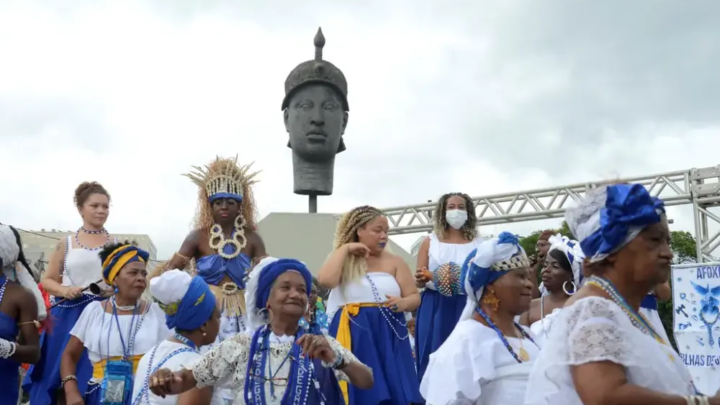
[336,303,383,405]
[92,355,143,380]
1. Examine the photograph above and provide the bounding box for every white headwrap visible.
[458,233,530,322]
[0,225,47,320]
[150,269,192,305]
[0,226,19,273]
[565,184,665,263]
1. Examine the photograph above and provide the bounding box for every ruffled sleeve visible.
[524,296,689,404]
[420,320,504,404]
[69,301,103,343]
[190,333,251,388]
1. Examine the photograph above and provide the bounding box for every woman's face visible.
[202,307,222,345]
[268,271,309,318]
[357,215,389,253]
[79,193,110,228]
[611,215,673,286]
[445,195,467,212]
[212,198,241,225]
[541,253,573,293]
[491,267,534,315]
[114,261,148,300]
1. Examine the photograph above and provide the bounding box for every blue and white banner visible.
[672,262,720,395]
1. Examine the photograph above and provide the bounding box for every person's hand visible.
[345,243,370,258]
[415,268,431,284]
[65,393,84,405]
[63,286,84,300]
[149,368,182,398]
[385,295,408,312]
[297,334,336,363]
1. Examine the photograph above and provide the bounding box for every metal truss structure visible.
[380,165,720,262]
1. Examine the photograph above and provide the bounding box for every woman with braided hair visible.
[413,192,482,385]
[318,205,422,405]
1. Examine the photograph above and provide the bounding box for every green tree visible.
[670,230,697,264]
[557,221,575,240]
[519,230,542,258]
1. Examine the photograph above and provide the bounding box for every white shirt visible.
[132,340,225,405]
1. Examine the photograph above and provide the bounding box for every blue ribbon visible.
[580,184,665,259]
[461,232,521,294]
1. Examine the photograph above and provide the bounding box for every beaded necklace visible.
[244,325,325,405]
[133,337,198,405]
[475,307,537,363]
[365,274,409,340]
[585,276,667,346]
[74,227,110,251]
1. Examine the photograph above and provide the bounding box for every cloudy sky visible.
[1,0,719,259]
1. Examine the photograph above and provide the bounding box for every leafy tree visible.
[519,230,543,258]
[670,230,697,264]
[557,221,575,240]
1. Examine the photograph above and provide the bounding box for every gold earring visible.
[482,290,500,312]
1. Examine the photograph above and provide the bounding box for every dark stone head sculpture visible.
[282,27,349,196]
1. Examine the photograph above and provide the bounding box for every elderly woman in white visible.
[420,232,539,404]
[525,184,717,405]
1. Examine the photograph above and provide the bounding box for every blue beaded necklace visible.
[475,307,537,363]
[585,276,667,345]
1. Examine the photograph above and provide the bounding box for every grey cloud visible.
[0,97,110,151]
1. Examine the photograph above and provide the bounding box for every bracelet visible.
[60,375,77,388]
[0,339,16,359]
[322,348,345,369]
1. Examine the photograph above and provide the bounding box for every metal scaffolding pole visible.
[379,165,720,262]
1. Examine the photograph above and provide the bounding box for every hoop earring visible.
[258,307,274,324]
[563,281,577,296]
[481,290,500,312]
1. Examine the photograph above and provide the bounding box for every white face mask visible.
[445,209,468,230]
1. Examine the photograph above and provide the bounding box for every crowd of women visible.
[0,155,717,404]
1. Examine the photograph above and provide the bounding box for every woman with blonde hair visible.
[318,205,422,405]
[413,192,482,383]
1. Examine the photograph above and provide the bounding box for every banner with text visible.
[672,262,720,395]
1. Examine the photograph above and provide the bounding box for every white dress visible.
[56,234,115,303]
[420,319,540,405]
[189,332,358,405]
[524,296,695,404]
[132,340,225,405]
[529,305,562,348]
[425,234,482,291]
[70,301,172,390]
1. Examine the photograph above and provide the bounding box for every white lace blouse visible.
[524,296,695,404]
[189,332,360,405]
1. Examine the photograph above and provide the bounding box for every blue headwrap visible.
[566,184,665,263]
[167,276,217,330]
[252,258,312,317]
[457,232,531,321]
[101,244,150,284]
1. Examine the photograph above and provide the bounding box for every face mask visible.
[445,209,468,230]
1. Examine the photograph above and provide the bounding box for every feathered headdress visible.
[183,155,260,203]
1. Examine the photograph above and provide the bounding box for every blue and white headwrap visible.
[150,270,217,330]
[458,232,531,321]
[547,233,585,288]
[245,256,313,332]
[565,184,665,263]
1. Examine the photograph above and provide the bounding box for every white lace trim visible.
[189,333,360,405]
[524,296,695,404]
